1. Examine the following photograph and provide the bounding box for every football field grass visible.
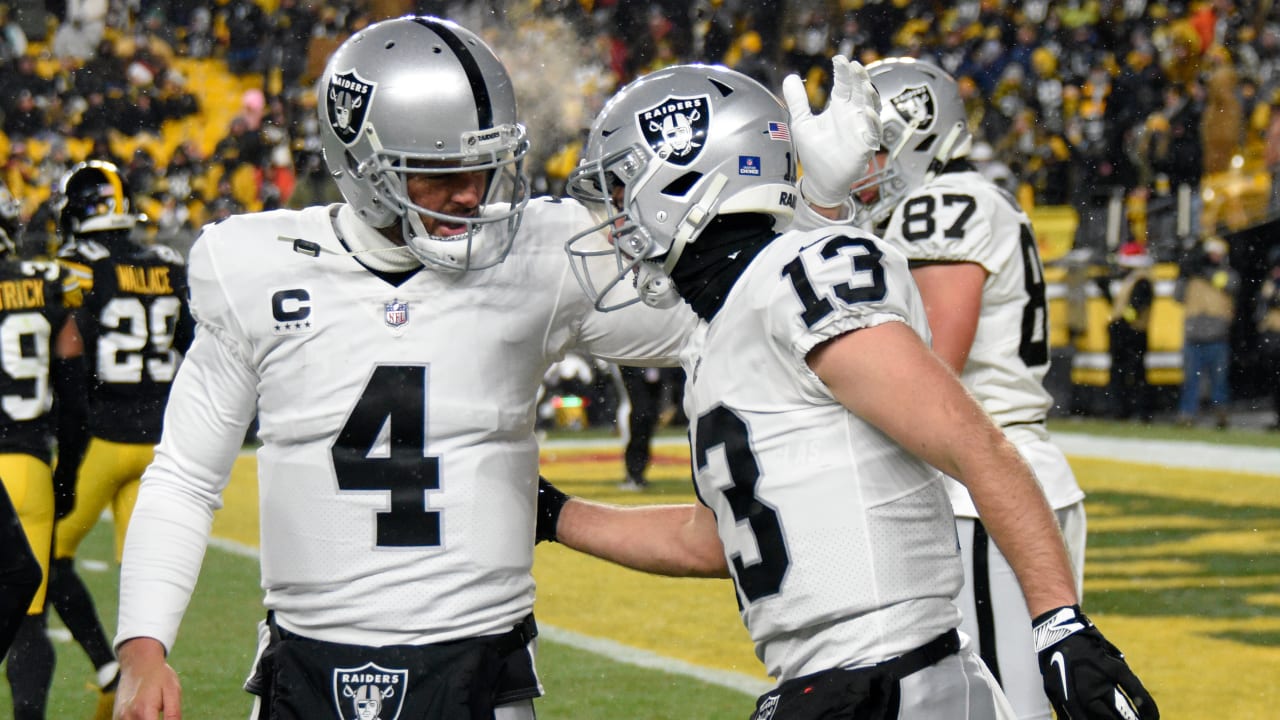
[4,429,1278,718]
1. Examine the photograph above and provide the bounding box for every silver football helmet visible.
[566,64,797,311]
[318,16,530,271]
[851,58,972,227]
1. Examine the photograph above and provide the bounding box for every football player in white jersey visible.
[110,16,881,720]
[850,58,1091,720]
[538,64,1158,719]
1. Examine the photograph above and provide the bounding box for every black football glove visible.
[1033,605,1159,719]
[535,476,570,544]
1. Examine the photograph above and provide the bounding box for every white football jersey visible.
[684,226,963,683]
[118,199,696,650]
[876,170,1082,516]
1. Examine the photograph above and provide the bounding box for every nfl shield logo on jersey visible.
[889,84,936,133]
[638,94,710,167]
[384,299,409,328]
[326,69,376,145]
[752,693,780,720]
[333,663,407,720]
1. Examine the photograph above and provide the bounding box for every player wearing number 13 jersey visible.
[854,59,1087,720]
[544,63,1155,720]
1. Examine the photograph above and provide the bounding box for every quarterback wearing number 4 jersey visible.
[854,59,1088,720]
[125,197,692,649]
[115,16,715,720]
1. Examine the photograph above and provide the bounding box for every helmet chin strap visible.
[923,122,968,184]
[401,211,481,271]
[626,172,729,310]
[662,172,728,274]
[634,262,681,309]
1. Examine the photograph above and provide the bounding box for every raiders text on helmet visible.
[318,16,531,271]
[851,58,973,227]
[565,64,796,311]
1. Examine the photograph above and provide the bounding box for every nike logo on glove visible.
[1115,688,1140,720]
[1050,651,1069,698]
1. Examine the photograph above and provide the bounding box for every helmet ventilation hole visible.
[661,172,702,197]
[708,79,734,97]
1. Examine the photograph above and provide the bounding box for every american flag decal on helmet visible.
[766,122,790,141]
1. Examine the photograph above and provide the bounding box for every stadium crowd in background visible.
[0,5,1274,437]
[0,1,1277,252]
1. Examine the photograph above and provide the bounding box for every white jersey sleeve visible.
[684,227,963,682]
[116,332,259,651]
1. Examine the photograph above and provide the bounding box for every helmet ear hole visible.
[661,172,703,198]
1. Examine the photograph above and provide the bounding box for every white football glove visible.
[782,55,882,208]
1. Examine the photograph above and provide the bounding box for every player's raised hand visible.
[1033,605,1159,719]
[782,55,882,208]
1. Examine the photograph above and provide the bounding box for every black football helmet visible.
[56,160,139,244]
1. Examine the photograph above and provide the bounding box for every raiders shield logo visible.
[326,70,376,145]
[889,84,936,132]
[752,693,780,720]
[637,94,711,167]
[332,662,408,720]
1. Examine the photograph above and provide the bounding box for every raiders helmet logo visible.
[889,84,936,132]
[326,70,376,146]
[637,94,711,167]
[752,693,780,720]
[332,662,407,720]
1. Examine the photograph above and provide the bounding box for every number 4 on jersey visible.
[332,365,442,548]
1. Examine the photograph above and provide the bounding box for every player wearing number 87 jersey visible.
[50,159,195,711]
[853,58,1104,720]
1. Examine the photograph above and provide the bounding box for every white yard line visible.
[538,625,773,696]
[1051,432,1280,476]
[543,433,1280,477]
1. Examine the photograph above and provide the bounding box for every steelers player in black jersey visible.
[0,179,87,719]
[46,161,194,714]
